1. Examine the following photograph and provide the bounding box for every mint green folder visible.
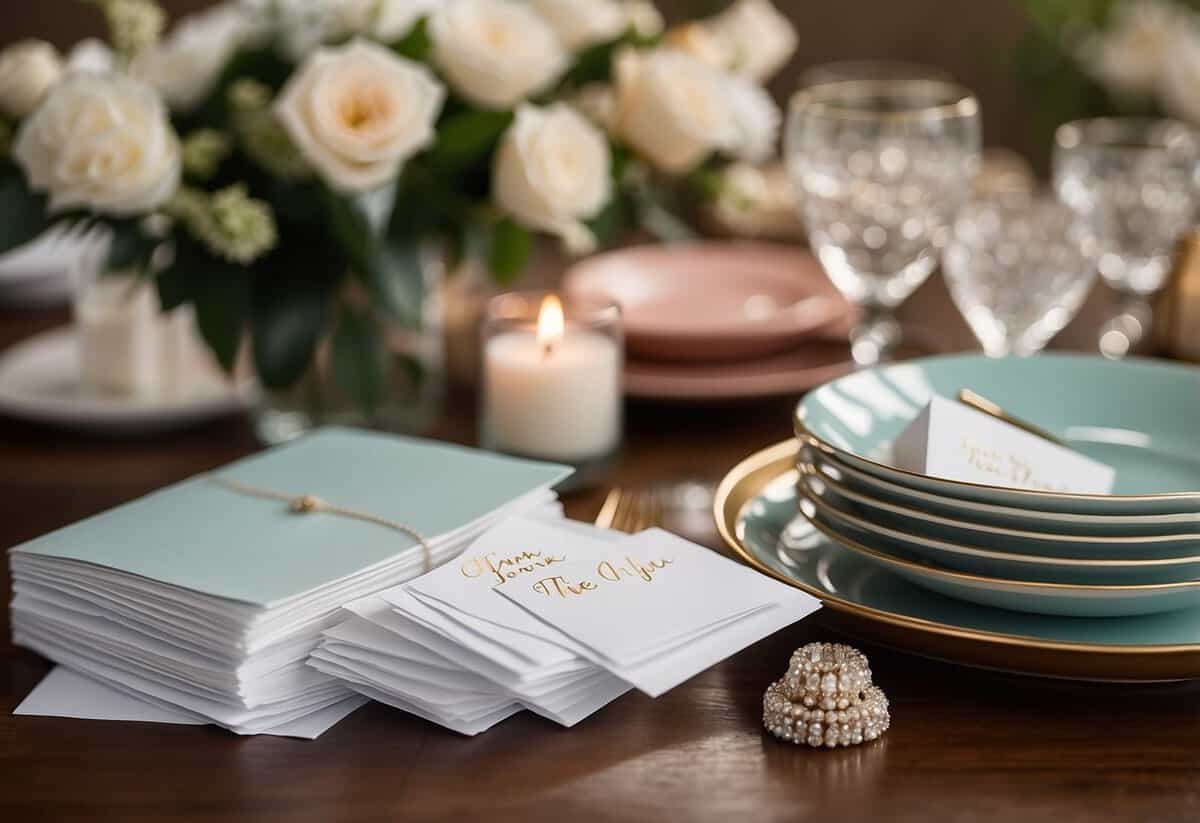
[10,428,571,607]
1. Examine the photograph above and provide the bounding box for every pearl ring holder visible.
[763,642,891,748]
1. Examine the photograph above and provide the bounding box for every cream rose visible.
[708,0,797,81]
[1162,30,1200,122]
[493,103,612,253]
[0,40,63,119]
[14,72,180,216]
[429,0,568,110]
[614,47,739,174]
[134,4,250,111]
[529,0,626,51]
[275,39,445,193]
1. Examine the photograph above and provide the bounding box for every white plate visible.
[0,327,256,434]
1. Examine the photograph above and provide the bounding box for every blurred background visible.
[0,1,1047,167]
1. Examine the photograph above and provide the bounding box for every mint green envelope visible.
[10,428,571,607]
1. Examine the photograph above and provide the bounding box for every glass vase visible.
[253,244,446,445]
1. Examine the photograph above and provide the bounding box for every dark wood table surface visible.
[3,279,1199,823]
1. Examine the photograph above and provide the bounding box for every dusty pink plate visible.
[624,340,854,402]
[564,242,853,363]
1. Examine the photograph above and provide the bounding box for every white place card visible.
[493,529,803,668]
[892,394,1115,494]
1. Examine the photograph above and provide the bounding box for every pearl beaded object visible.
[763,643,890,748]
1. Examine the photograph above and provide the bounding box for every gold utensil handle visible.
[956,388,1065,447]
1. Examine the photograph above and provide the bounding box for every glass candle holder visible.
[481,290,623,489]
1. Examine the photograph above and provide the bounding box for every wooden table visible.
[3,282,1199,822]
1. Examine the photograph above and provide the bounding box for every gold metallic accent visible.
[595,487,663,533]
[956,388,1065,447]
[713,439,1200,681]
[211,476,433,572]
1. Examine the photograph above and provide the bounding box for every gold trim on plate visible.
[713,439,1200,681]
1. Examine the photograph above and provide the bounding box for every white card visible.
[892,394,1115,494]
[494,528,794,666]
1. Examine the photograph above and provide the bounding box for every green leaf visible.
[192,263,250,374]
[0,171,48,255]
[251,270,330,389]
[366,236,424,326]
[324,189,374,272]
[331,306,384,417]
[105,220,157,274]
[430,109,513,169]
[488,218,532,285]
[391,17,431,61]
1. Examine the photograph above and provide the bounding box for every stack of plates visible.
[716,354,1200,681]
[793,354,1200,618]
[564,242,855,402]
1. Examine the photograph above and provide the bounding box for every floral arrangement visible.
[1017,0,1200,145]
[0,0,796,412]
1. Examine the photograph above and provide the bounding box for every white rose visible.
[1080,0,1187,97]
[335,0,438,42]
[573,83,618,131]
[614,47,739,174]
[493,103,612,253]
[1161,29,1200,122]
[707,0,797,81]
[663,22,737,71]
[275,39,445,193]
[0,40,63,119]
[726,73,780,163]
[133,4,250,111]
[529,0,626,51]
[429,0,568,110]
[14,72,180,216]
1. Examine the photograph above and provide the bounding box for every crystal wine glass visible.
[944,195,1096,357]
[1053,118,1200,357]
[786,79,981,366]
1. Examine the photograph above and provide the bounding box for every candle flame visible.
[537,294,565,356]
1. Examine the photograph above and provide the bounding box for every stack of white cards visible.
[9,429,570,736]
[310,517,821,735]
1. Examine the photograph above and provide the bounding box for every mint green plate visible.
[715,441,1200,681]
[795,354,1200,516]
[811,449,1200,537]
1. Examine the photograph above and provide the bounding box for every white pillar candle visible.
[483,296,621,462]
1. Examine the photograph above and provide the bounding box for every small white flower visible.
[707,0,797,81]
[429,0,568,110]
[529,0,627,51]
[103,0,167,62]
[614,47,740,174]
[0,40,63,119]
[573,83,618,131]
[493,103,612,253]
[133,3,250,112]
[620,0,663,39]
[239,0,336,59]
[725,73,780,163]
[14,71,181,216]
[1080,0,1190,97]
[275,39,445,192]
[334,0,438,42]
[65,38,116,74]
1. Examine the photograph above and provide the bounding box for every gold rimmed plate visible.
[714,439,1200,681]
